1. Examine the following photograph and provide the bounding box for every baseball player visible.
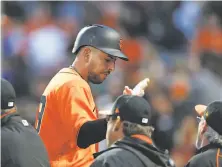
[35,24,133,167]
[185,101,222,167]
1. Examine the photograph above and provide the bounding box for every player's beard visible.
[88,71,104,84]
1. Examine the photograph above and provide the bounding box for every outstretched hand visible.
[123,78,150,97]
[123,86,133,95]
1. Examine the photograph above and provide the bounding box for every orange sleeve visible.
[60,86,97,143]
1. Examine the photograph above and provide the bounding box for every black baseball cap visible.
[195,101,222,135]
[1,78,16,110]
[72,24,129,61]
[108,95,152,126]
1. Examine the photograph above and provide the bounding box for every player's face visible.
[195,117,205,149]
[88,49,116,84]
[106,117,123,147]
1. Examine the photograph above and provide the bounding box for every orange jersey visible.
[35,68,98,167]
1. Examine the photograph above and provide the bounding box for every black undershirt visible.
[77,118,107,148]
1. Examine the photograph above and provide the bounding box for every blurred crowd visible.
[2,1,222,167]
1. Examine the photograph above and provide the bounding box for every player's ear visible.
[83,47,91,63]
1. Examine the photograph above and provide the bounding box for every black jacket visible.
[1,113,50,167]
[91,136,175,167]
[185,143,222,167]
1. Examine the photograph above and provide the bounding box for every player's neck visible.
[201,137,210,148]
[71,61,88,82]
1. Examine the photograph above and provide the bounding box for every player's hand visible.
[123,78,150,97]
[123,86,133,95]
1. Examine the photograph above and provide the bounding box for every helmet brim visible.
[99,48,129,61]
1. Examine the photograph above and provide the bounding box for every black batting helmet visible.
[72,24,129,61]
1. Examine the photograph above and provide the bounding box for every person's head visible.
[195,101,222,149]
[72,24,128,84]
[1,78,17,121]
[74,46,117,84]
[105,95,154,147]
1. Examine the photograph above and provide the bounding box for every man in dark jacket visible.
[91,95,175,167]
[185,101,222,167]
[1,78,50,167]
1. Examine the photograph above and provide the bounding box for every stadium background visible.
[2,1,222,167]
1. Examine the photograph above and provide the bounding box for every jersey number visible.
[36,95,46,133]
